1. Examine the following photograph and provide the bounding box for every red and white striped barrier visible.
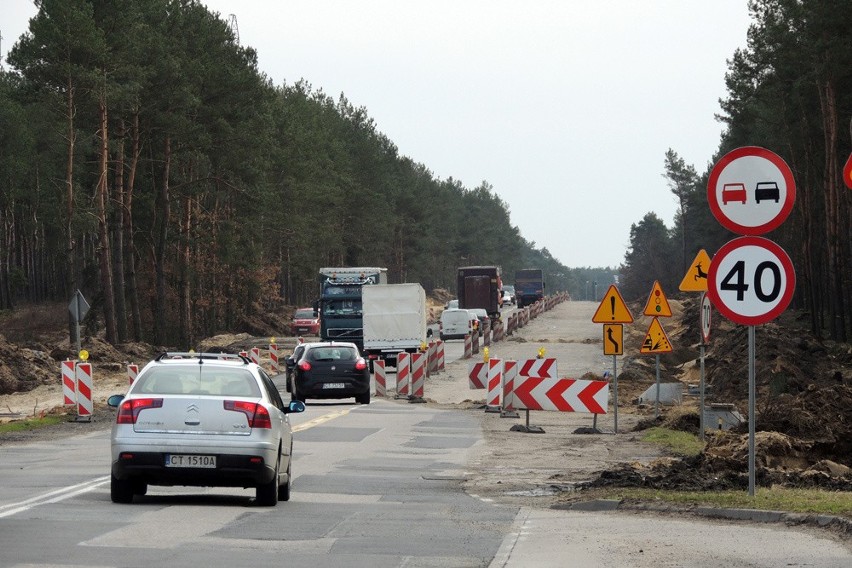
[426,342,436,376]
[61,360,76,405]
[410,352,426,400]
[395,352,410,398]
[463,335,473,359]
[471,330,480,355]
[269,343,280,373]
[492,320,504,342]
[127,363,139,386]
[482,320,491,347]
[75,362,93,420]
[520,358,558,379]
[486,358,502,411]
[513,377,609,414]
[250,347,261,365]
[502,360,518,412]
[239,350,248,358]
[468,361,487,389]
[373,359,387,397]
[436,340,445,371]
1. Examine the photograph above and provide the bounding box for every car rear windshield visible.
[308,347,357,361]
[134,367,261,397]
[294,309,314,319]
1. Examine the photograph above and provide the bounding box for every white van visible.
[439,309,477,340]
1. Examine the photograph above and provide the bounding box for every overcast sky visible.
[1,1,752,268]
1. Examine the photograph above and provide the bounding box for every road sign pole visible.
[748,325,756,497]
[612,354,618,434]
[75,293,83,356]
[654,354,661,418]
[699,344,706,442]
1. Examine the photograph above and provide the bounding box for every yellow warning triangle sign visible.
[643,280,672,317]
[592,285,633,323]
[640,317,673,354]
[679,249,712,292]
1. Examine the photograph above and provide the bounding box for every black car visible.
[284,342,314,393]
[290,342,371,404]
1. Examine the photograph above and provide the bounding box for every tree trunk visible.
[154,135,171,345]
[125,111,142,341]
[96,94,117,344]
[112,119,128,342]
[178,192,192,347]
[65,75,78,347]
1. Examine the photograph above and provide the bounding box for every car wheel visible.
[279,457,292,502]
[132,480,148,496]
[256,456,279,507]
[285,373,292,393]
[356,390,371,405]
[110,474,135,504]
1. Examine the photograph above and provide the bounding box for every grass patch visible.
[0,414,66,433]
[641,426,704,456]
[596,487,852,518]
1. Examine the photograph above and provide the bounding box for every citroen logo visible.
[186,403,199,412]
[331,365,336,371]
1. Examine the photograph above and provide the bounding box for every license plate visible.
[165,454,216,468]
[323,383,345,389]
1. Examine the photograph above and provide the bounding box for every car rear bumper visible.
[111,451,279,487]
[296,376,370,399]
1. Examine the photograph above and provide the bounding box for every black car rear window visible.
[308,347,356,361]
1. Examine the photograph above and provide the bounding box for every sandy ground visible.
[1,300,663,509]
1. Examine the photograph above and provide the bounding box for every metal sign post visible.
[612,354,618,434]
[748,325,756,496]
[67,290,90,356]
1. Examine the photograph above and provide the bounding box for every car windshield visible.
[309,347,356,362]
[503,286,514,293]
[294,309,314,319]
[134,367,261,397]
[323,299,361,316]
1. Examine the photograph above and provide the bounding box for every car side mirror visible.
[288,400,306,413]
[426,328,433,338]
[107,394,124,408]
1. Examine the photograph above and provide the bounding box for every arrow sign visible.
[513,376,609,414]
[603,324,623,355]
[519,358,557,379]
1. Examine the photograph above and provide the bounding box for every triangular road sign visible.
[640,317,673,354]
[679,249,712,292]
[643,280,672,317]
[592,285,633,323]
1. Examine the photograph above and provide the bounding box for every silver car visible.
[107,352,305,506]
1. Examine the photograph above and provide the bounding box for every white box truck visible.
[362,283,429,368]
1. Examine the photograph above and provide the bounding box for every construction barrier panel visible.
[127,363,139,386]
[62,360,76,405]
[396,352,411,398]
[520,358,558,380]
[486,358,502,411]
[410,352,426,400]
[502,360,518,412]
[269,343,280,373]
[75,362,93,420]
[436,340,445,371]
[374,359,387,397]
[513,377,609,414]
[427,341,437,376]
[482,319,491,347]
[468,361,487,389]
[471,330,480,355]
[250,347,261,365]
[463,335,473,359]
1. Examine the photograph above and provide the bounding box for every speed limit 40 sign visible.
[707,236,795,326]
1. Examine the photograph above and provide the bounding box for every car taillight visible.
[298,361,311,371]
[224,400,272,429]
[116,398,163,424]
[354,358,367,371]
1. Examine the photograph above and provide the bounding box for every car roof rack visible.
[154,352,250,364]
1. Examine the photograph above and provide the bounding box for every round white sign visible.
[707,237,795,326]
[700,292,711,343]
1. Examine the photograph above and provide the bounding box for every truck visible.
[362,283,429,368]
[315,267,388,351]
[457,266,502,321]
[515,269,545,308]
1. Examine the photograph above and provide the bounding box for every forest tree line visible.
[0,0,579,347]
[619,0,851,342]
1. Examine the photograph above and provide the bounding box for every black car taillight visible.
[116,398,163,424]
[298,361,312,371]
[354,358,368,371]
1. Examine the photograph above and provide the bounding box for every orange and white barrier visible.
[269,343,280,373]
[75,362,93,420]
[410,352,426,400]
[486,358,502,412]
[127,363,139,386]
[395,352,410,398]
[374,359,387,397]
[502,360,519,414]
[468,361,487,389]
[463,335,473,359]
[62,360,76,405]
